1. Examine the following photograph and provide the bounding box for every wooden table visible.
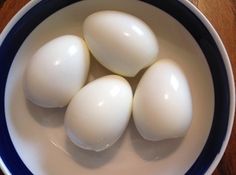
[0,0,235,174]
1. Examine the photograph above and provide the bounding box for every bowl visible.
[0,0,235,175]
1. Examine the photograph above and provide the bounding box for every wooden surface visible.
[0,0,235,174]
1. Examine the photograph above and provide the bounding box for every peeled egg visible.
[24,35,90,108]
[133,59,192,141]
[83,10,159,77]
[65,75,133,151]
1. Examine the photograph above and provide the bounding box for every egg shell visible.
[133,59,192,141]
[83,10,159,77]
[24,35,90,108]
[65,75,133,151]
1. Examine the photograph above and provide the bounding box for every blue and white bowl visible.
[0,0,235,174]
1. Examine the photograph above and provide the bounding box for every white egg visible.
[24,35,90,108]
[133,59,192,141]
[83,11,159,77]
[65,75,133,151]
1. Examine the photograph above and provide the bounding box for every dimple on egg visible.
[133,59,192,141]
[24,35,90,108]
[65,75,133,151]
[83,10,159,77]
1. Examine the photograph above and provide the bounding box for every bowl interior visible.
[2,0,217,175]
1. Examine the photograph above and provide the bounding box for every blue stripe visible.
[0,0,230,174]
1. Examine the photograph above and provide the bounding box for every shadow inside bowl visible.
[25,99,65,128]
[64,133,124,169]
[129,118,183,161]
[86,54,113,83]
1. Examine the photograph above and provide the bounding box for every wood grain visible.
[0,0,235,175]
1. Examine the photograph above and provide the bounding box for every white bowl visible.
[0,0,235,175]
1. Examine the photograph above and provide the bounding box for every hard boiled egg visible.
[24,35,90,108]
[133,59,192,141]
[65,75,133,151]
[83,11,159,77]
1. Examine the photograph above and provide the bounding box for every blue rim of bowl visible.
[0,0,231,174]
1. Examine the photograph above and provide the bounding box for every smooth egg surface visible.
[65,75,133,151]
[83,10,159,77]
[133,59,192,141]
[24,35,90,108]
